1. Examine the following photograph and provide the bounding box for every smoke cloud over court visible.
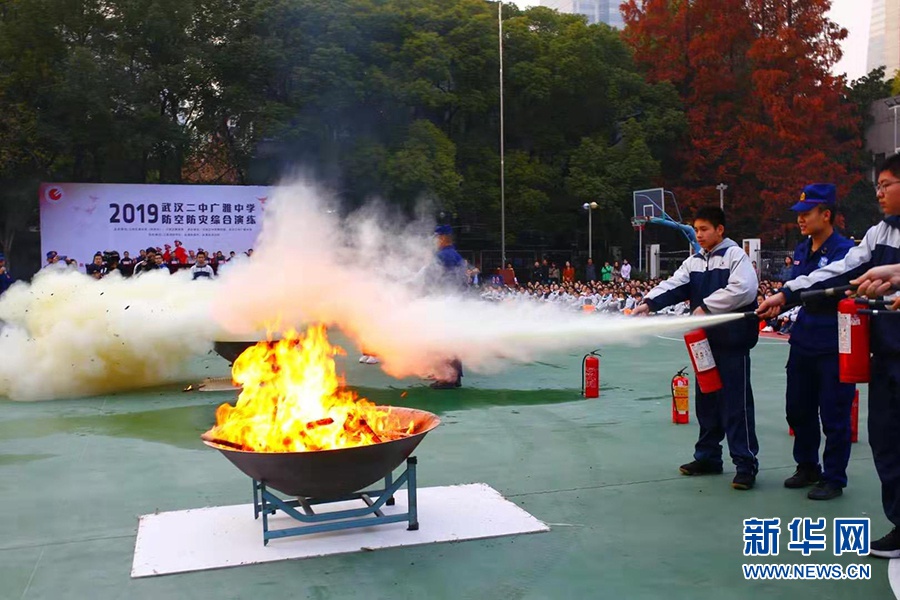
[0,178,739,401]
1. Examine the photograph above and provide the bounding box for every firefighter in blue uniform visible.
[0,253,12,296]
[759,155,900,556]
[431,224,466,389]
[633,206,760,490]
[779,184,856,500]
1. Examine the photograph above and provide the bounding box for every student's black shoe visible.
[732,472,756,490]
[678,460,723,476]
[429,380,460,390]
[807,481,842,501]
[870,528,900,558]
[784,464,822,489]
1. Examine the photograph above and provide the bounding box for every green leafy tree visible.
[0,0,689,272]
[566,120,661,244]
[385,119,463,210]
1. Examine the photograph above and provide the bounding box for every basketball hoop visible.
[631,217,647,231]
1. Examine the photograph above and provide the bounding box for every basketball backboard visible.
[633,188,665,220]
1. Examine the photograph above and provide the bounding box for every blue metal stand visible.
[252,456,419,545]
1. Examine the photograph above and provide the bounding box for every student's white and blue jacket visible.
[644,238,760,351]
[781,217,900,356]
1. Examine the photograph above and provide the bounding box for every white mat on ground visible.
[889,558,900,599]
[132,483,549,577]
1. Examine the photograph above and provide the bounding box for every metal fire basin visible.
[212,341,261,364]
[204,407,440,544]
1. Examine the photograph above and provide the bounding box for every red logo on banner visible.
[47,187,63,202]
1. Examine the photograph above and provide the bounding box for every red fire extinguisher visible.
[838,298,870,383]
[683,329,723,394]
[582,350,601,398]
[672,368,690,424]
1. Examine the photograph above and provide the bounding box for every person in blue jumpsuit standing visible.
[0,253,12,296]
[633,206,760,490]
[759,155,900,556]
[779,184,856,500]
[431,224,467,389]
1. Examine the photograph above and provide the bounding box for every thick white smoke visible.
[213,179,739,381]
[0,268,220,400]
[0,177,740,401]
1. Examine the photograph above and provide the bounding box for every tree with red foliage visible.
[741,0,859,243]
[622,0,860,244]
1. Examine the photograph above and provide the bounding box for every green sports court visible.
[0,332,894,599]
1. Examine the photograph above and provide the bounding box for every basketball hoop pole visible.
[639,223,643,273]
[631,216,647,273]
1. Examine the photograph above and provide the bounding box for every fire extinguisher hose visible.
[855,298,898,308]
[800,284,855,301]
[859,308,900,317]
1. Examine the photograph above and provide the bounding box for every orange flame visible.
[204,325,413,452]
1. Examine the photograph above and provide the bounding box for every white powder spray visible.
[0,268,220,400]
[215,180,741,381]
[0,178,740,400]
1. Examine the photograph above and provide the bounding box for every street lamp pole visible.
[499,1,506,266]
[583,202,598,260]
[892,104,900,154]
[716,183,728,210]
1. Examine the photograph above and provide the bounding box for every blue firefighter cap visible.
[791,183,837,212]
[434,224,453,236]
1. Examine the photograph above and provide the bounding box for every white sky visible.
[510,0,873,81]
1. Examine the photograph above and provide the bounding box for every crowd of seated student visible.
[475,262,783,323]
[42,242,253,281]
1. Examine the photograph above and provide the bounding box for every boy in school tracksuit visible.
[780,184,856,501]
[758,154,900,556]
[633,206,760,490]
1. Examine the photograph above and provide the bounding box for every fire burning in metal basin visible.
[205,325,419,452]
[202,325,439,498]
